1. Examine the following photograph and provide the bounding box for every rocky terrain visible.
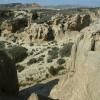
[0,7,100,100]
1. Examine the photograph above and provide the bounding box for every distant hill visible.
[45,4,91,9]
[0,3,42,10]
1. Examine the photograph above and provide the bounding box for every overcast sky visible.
[0,0,100,6]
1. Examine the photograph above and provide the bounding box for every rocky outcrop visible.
[24,23,54,42]
[67,14,91,31]
[0,50,19,96]
[0,12,91,43]
[50,21,100,100]
[1,17,28,33]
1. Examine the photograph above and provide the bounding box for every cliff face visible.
[0,10,91,44]
[50,17,100,100]
[0,8,100,100]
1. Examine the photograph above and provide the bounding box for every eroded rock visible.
[50,22,100,100]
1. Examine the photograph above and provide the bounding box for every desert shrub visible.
[31,11,38,20]
[37,13,51,24]
[49,66,57,76]
[7,45,28,63]
[37,56,44,62]
[48,47,59,59]
[41,55,45,58]
[57,58,65,65]
[26,77,33,81]
[49,65,65,76]
[56,65,65,71]
[59,42,73,57]
[47,57,53,63]
[0,41,5,49]
[27,58,37,65]
[16,64,25,72]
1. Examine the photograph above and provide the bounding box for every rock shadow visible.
[19,79,59,100]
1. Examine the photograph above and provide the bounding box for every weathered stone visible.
[50,22,100,100]
[67,14,91,31]
[1,18,28,33]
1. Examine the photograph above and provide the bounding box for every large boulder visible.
[0,50,19,96]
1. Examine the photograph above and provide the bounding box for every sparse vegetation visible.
[57,58,66,65]
[49,66,57,76]
[27,58,37,65]
[0,41,5,49]
[48,47,59,59]
[49,65,65,76]
[16,64,25,72]
[37,56,44,62]
[59,42,73,57]
[47,58,53,63]
[7,45,28,63]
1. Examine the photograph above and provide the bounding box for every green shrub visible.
[47,58,53,63]
[59,43,73,57]
[16,64,25,72]
[48,47,59,59]
[48,65,65,76]
[27,58,37,65]
[57,58,65,65]
[0,41,5,49]
[49,66,57,76]
[37,56,44,62]
[7,45,28,63]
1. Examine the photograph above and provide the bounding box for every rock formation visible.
[50,19,100,100]
[0,50,19,96]
[1,17,28,33]
[0,8,100,100]
[67,14,91,31]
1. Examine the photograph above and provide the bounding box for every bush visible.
[47,58,53,63]
[37,56,44,62]
[59,42,73,57]
[0,41,5,49]
[48,47,59,59]
[16,64,25,72]
[31,11,38,20]
[27,58,37,65]
[57,58,65,65]
[49,66,57,76]
[7,45,28,63]
[48,65,65,76]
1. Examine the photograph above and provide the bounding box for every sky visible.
[0,0,100,7]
